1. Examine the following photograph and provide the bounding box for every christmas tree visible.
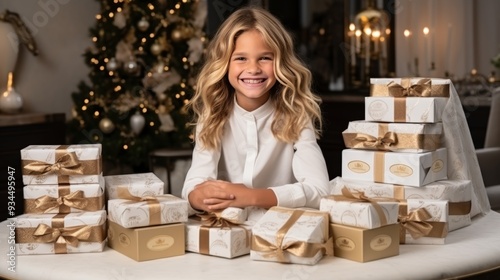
[67,0,207,172]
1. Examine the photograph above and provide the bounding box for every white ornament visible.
[137,17,150,32]
[106,57,119,71]
[0,72,23,114]
[124,57,140,74]
[130,111,145,135]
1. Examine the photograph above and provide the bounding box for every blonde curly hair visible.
[186,6,322,150]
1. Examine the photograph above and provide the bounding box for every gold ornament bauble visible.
[171,28,184,42]
[137,17,150,32]
[99,117,115,134]
[150,43,162,56]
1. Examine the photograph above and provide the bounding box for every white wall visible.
[395,0,500,79]
[0,0,99,118]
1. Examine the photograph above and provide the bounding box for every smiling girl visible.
[181,6,330,214]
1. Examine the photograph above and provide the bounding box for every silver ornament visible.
[124,58,140,74]
[99,117,115,134]
[150,43,162,56]
[106,57,119,71]
[130,111,145,135]
[137,17,150,32]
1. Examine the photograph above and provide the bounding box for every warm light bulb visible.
[423,27,429,35]
[404,29,411,37]
[355,30,362,37]
[349,23,355,32]
[372,30,381,38]
[364,27,372,36]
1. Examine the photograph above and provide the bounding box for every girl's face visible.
[228,29,276,111]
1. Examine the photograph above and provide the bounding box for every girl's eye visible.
[261,56,273,60]
[234,57,246,61]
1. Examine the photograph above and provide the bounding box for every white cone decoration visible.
[130,111,145,135]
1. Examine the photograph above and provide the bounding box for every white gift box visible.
[104,172,164,199]
[342,148,447,187]
[185,217,252,259]
[23,175,105,214]
[320,196,399,229]
[21,144,102,185]
[214,207,248,225]
[12,210,107,255]
[399,199,449,245]
[108,195,188,228]
[330,177,472,231]
[250,206,331,265]
[342,120,443,153]
[365,96,448,123]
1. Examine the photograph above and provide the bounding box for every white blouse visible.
[181,98,331,212]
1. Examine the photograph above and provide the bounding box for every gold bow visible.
[354,132,398,149]
[35,190,89,213]
[33,223,92,248]
[388,78,432,97]
[329,187,399,226]
[398,208,433,239]
[197,212,242,228]
[23,152,83,176]
[251,209,333,263]
[116,188,178,225]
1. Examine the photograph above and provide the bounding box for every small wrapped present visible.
[330,177,472,231]
[369,78,451,98]
[21,144,102,185]
[185,211,252,259]
[250,206,332,265]
[13,210,106,255]
[23,176,105,214]
[331,223,399,262]
[342,121,443,153]
[108,193,188,228]
[104,172,164,200]
[399,199,449,245]
[320,187,399,229]
[342,148,447,187]
[107,221,185,261]
[365,96,448,123]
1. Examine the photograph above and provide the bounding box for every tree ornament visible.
[99,117,115,134]
[150,43,162,56]
[171,27,184,42]
[137,17,149,32]
[124,57,140,74]
[130,111,145,135]
[106,57,119,71]
[0,72,22,114]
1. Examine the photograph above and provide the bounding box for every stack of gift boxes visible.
[104,172,188,261]
[329,78,473,253]
[13,144,107,255]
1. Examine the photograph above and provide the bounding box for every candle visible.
[423,27,430,74]
[349,23,356,66]
[404,29,412,71]
[7,72,13,90]
[372,30,380,54]
[445,24,452,74]
[364,27,372,69]
[355,30,362,53]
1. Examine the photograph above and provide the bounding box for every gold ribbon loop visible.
[33,223,92,248]
[35,190,89,213]
[354,132,398,149]
[388,78,432,97]
[197,212,242,228]
[398,208,433,239]
[23,152,84,176]
[117,187,164,225]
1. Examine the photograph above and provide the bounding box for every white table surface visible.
[1,211,500,280]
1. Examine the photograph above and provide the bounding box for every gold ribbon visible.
[343,129,442,151]
[23,151,84,176]
[196,212,250,255]
[398,205,448,243]
[371,78,450,97]
[329,187,399,227]
[351,132,398,149]
[117,187,164,226]
[250,209,333,263]
[388,78,432,97]
[35,190,88,213]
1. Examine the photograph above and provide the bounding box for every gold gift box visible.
[341,148,447,187]
[107,221,185,262]
[23,176,105,214]
[330,177,472,231]
[331,223,399,263]
[21,144,102,185]
[342,121,443,153]
[104,172,165,200]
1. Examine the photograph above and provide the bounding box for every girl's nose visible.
[246,61,262,74]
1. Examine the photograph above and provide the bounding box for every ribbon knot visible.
[35,190,89,213]
[197,212,242,228]
[388,78,432,97]
[33,223,92,247]
[23,152,83,176]
[354,132,398,149]
[398,208,433,239]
